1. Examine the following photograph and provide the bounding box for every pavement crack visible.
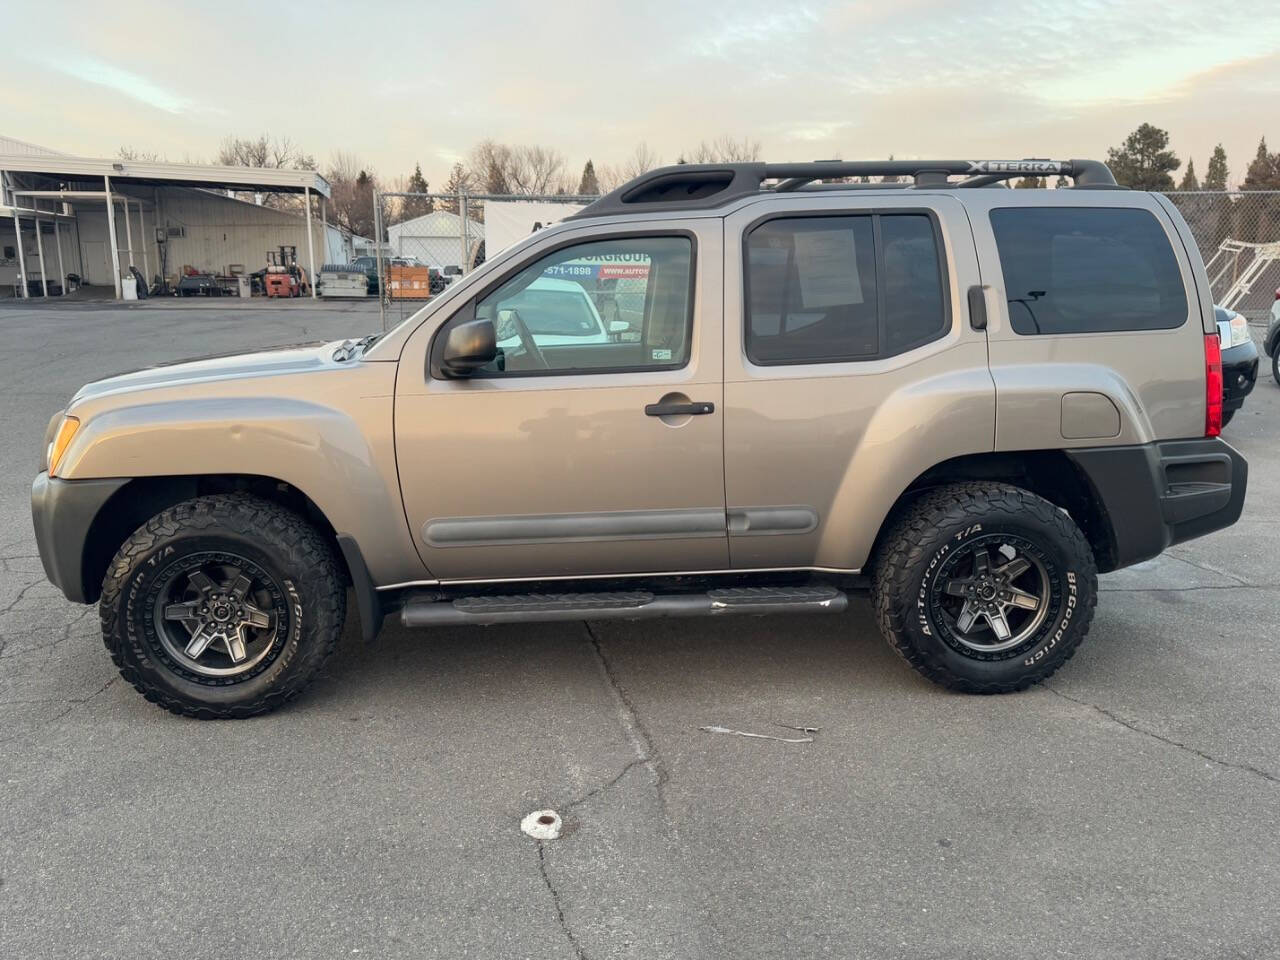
[1,580,41,616]
[536,843,588,960]
[563,758,648,812]
[1165,553,1251,586]
[1043,684,1279,785]
[0,606,96,661]
[1099,583,1278,593]
[582,621,668,809]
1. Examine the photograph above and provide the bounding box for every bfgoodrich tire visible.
[872,482,1097,693]
[99,494,346,719]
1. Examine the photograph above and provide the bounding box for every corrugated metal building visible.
[2,136,339,299]
[386,210,485,270]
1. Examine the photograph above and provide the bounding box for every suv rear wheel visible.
[99,494,346,718]
[872,482,1097,693]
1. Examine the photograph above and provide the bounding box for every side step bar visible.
[401,585,848,627]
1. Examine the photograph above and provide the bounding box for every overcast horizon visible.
[5,0,1280,189]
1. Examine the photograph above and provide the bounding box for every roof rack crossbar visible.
[568,158,1117,219]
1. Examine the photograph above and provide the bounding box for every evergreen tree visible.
[578,159,600,195]
[400,163,435,219]
[1106,123,1180,190]
[441,163,476,214]
[1178,159,1199,190]
[1203,144,1228,190]
[1243,137,1280,189]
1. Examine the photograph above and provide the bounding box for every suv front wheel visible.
[872,482,1097,693]
[99,494,346,718]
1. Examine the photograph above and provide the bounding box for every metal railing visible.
[1163,190,1280,319]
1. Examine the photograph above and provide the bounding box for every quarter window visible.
[745,213,948,365]
[989,207,1188,335]
[471,236,693,375]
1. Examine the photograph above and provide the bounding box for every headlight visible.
[47,415,80,477]
[1226,312,1250,347]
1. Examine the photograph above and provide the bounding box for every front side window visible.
[471,235,693,375]
[745,213,948,365]
[990,207,1188,335]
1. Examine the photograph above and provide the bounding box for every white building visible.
[2,136,338,299]
[386,210,485,270]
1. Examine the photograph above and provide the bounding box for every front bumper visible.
[31,473,129,603]
[1067,438,1247,572]
[1221,339,1259,412]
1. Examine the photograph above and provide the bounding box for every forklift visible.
[254,245,311,297]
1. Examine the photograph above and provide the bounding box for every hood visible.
[71,340,353,405]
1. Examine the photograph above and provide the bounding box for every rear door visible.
[967,191,1210,447]
[722,193,992,573]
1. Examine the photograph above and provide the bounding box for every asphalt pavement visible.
[2,301,1278,959]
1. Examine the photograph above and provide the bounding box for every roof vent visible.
[621,170,735,205]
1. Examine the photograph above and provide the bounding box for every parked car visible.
[1214,305,1258,425]
[350,255,379,295]
[1267,287,1280,385]
[31,157,1248,718]
[492,276,625,353]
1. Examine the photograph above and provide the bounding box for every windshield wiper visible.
[332,333,381,362]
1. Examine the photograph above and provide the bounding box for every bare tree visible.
[468,140,512,193]
[117,145,166,162]
[510,145,570,194]
[466,141,571,195]
[325,152,380,239]
[598,142,663,191]
[682,135,761,164]
[217,134,316,171]
[215,134,317,211]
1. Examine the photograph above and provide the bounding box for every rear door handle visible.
[644,400,715,417]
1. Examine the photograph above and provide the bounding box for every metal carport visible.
[1,153,330,300]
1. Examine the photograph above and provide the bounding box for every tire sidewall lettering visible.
[919,525,1068,663]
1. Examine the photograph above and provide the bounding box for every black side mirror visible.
[439,317,497,378]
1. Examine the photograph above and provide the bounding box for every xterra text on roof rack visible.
[32,158,1247,717]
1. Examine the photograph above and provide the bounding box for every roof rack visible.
[567,158,1119,220]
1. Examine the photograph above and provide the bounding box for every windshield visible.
[505,289,600,336]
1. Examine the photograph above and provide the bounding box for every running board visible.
[400,585,847,627]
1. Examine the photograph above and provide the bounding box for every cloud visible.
[31,54,190,113]
[5,0,1279,190]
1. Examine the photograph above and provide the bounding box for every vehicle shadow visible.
[300,590,1147,717]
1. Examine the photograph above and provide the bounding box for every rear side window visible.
[990,207,1188,335]
[745,213,948,365]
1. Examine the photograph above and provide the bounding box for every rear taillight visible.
[1204,334,1223,437]
[1274,286,1280,301]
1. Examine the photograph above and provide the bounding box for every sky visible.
[4,0,1280,189]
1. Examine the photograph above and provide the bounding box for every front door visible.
[395,220,727,582]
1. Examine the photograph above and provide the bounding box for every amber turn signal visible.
[47,416,80,477]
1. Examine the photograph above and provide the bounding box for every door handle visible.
[644,400,715,417]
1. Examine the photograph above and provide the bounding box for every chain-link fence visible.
[372,191,597,329]
[1163,190,1280,321]
[362,188,1280,331]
